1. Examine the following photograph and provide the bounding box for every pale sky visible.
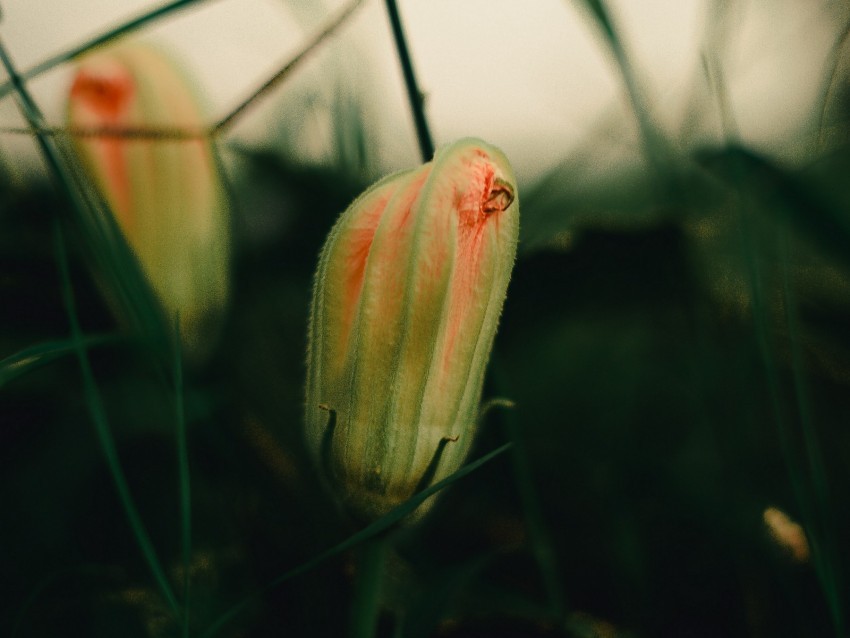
[0,0,843,184]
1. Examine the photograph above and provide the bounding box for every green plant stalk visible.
[384,0,434,162]
[350,534,388,638]
[173,318,192,637]
[53,221,180,616]
[0,0,213,100]
[491,358,567,622]
[778,230,845,635]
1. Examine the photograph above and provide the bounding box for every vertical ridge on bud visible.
[306,138,518,522]
[67,43,229,358]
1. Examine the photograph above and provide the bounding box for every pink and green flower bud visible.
[67,43,229,357]
[306,138,519,522]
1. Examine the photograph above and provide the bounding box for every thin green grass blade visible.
[172,318,192,637]
[696,146,850,271]
[213,0,364,135]
[0,0,214,100]
[0,334,120,388]
[779,230,845,636]
[53,220,179,616]
[200,442,512,638]
[0,36,169,363]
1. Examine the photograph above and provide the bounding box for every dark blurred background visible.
[2,1,850,636]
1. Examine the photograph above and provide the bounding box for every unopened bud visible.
[306,138,519,522]
[67,43,229,357]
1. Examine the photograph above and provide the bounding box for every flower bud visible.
[67,43,229,357]
[306,138,519,522]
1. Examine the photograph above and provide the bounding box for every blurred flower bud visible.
[764,506,810,563]
[67,43,229,357]
[306,138,519,522]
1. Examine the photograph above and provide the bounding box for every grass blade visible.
[0,36,169,363]
[53,220,179,615]
[700,143,845,636]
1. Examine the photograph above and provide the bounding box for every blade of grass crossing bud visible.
[200,442,512,638]
[53,220,179,616]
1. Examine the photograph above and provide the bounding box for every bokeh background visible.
[2,0,849,636]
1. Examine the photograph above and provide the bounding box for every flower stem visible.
[350,534,388,638]
[384,0,434,162]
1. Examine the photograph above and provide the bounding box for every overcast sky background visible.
[0,0,844,184]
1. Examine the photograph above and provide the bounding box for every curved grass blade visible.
[0,0,214,100]
[570,0,667,168]
[212,0,364,136]
[53,220,179,616]
[698,143,846,635]
[200,442,513,638]
[779,230,845,636]
[0,334,120,389]
[696,145,850,271]
[490,359,567,622]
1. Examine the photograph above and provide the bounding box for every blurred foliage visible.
[2,1,850,637]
